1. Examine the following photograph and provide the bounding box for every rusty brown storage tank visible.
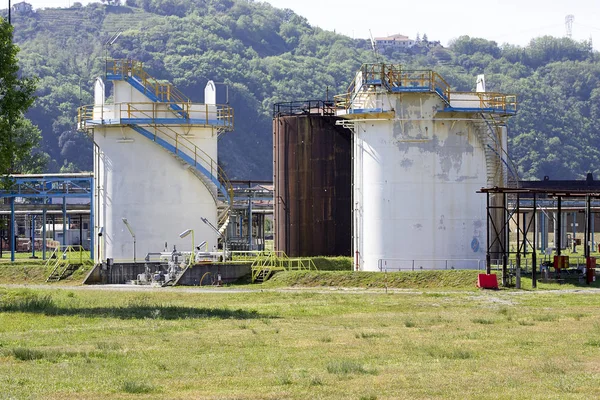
[273,100,351,257]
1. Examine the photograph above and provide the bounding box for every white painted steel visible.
[93,80,219,263]
[348,92,496,271]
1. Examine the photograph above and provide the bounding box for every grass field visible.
[1,281,600,399]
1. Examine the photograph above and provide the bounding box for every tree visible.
[0,19,39,183]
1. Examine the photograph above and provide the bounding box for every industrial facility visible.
[3,59,599,286]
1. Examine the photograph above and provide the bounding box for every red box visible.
[477,274,498,289]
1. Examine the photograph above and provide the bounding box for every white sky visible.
[13,0,600,49]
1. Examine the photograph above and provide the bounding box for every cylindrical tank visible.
[90,76,229,263]
[273,101,351,257]
[338,65,515,271]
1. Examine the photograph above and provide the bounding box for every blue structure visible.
[0,174,93,262]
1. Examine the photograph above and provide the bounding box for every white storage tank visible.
[80,60,234,263]
[336,64,517,271]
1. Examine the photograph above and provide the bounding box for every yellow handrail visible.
[334,63,516,115]
[106,59,190,104]
[77,102,234,131]
[78,102,234,205]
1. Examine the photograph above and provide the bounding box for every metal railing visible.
[273,100,336,117]
[334,64,451,111]
[77,102,234,131]
[78,103,234,205]
[250,251,317,282]
[334,63,517,116]
[449,92,517,115]
[106,59,190,104]
[377,258,484,271]
[45,245,88,282]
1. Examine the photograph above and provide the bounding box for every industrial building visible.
[9,60,598,288]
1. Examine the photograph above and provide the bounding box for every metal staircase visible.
[250,251,317,283]
[99,60,235,234]
[106,59,190,116]
[45,245,87,282]
[474,113,520,188]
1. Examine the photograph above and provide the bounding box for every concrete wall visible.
[83,262,250,285]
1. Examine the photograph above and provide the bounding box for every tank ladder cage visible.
[478,113,520,188]
[272,100,336,118]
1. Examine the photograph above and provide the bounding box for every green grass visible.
[0,286,600,398]
[266,270,484,289]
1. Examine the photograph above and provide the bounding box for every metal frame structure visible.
[0,174,93,262]
[228,181,273,251]
[480,185,600,288]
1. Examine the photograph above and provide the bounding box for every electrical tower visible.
[565,15,574,38]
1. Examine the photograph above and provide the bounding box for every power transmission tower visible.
[565,15,574,38]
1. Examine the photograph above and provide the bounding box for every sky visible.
[11,0,600,49]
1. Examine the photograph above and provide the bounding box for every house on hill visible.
[373,34,415,51]
[11,2,33,14]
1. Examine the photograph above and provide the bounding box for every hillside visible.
[5,0,600,180]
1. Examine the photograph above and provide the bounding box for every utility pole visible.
[8,0,11,24]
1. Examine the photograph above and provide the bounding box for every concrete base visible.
[83,262,251,286]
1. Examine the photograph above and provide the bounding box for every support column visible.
[42,208,47,260]
[557,197,562,256]
[532,194,537,288]
[10,197,15,262]
[248,195,253,251]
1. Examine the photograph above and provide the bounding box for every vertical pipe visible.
[248,193,253,251]
[557,197,562,256]
[42,208,47,260]
[31,215,35,258]
[532,194,537,288]
[90,175,94,261]
[586,196,592,258]
[516,194,520,288]
[502,192,508,286]
[592,211,596,252]
[79,214,83,247]
[522,212,527,255]
[541,211,545,251]
[572,211,577,253]
[486,192,491,275]
[62,197,67,247]
[10,197,15,262]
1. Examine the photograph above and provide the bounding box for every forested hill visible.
[5,0,600,180]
